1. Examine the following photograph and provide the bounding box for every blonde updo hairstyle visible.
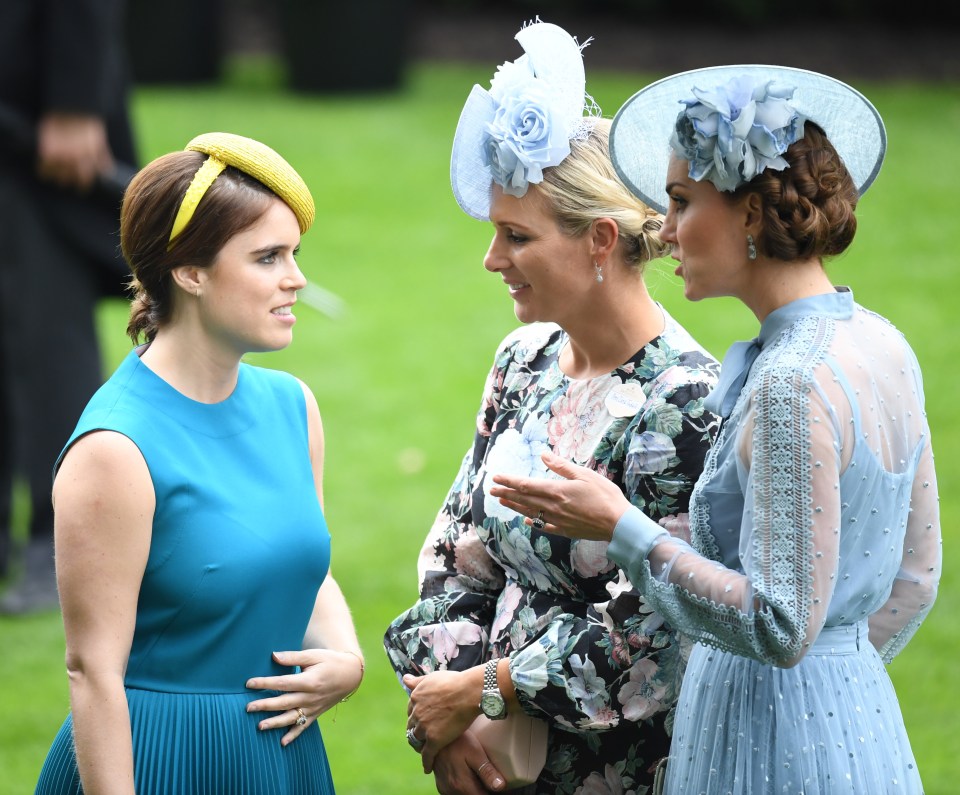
[537,118,668,267]
[731,122,859,261]
[120,151,278,344]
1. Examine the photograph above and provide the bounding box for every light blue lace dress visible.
[610,289,941,794]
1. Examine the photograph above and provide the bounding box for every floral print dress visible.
[384,310,719,794]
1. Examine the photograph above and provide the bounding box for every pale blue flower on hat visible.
[669,75,807,192]
[483,50,574,196]
[450,19,599,220]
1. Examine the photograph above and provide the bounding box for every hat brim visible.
[610,64,887,215]
[450,85,500,221]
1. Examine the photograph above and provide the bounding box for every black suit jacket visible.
[0,0,137,298]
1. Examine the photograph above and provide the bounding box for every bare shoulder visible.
[54,430,153,508]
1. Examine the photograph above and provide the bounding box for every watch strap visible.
[483,658,499,693]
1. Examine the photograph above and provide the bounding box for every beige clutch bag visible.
[470,711,548,789]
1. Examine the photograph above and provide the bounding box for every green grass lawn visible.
[1,59,958,794]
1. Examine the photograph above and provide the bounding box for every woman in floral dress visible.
[383,20,719,794]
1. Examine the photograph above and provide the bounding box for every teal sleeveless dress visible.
[35,348,335,794]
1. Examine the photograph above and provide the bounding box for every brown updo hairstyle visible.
[120,151,279,343]
[537,118,668,268]
[731,122,859,262]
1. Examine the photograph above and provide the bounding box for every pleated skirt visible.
[35,688,335,795]
[663,623,923,795]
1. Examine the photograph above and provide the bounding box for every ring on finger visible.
[295,708,308,727]
[532,510,545,531]
[406,726,425,753]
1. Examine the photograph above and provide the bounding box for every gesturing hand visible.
[489,451,630,542]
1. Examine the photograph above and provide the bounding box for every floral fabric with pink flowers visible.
[384,309,719,793]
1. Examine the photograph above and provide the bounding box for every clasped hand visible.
[246,649,362,746]
[403,670,482,774]
[403,670,509,792]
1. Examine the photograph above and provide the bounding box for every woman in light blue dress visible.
[490,65,941,794]
[35,133,364,794]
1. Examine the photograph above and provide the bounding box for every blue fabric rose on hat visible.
[482,56,572,197]
[670,75,806,192]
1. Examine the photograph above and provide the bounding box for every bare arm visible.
[245,382,363,743]
[297,379,362,662]
[54,431,154,795]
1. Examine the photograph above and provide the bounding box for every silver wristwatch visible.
[479,658,507,720]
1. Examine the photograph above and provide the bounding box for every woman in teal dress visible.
[35,133,364,794]
[491,66,941,794]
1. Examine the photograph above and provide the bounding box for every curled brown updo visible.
[120,151,278,343]
[732,122,859,262]
[537,118,668,268]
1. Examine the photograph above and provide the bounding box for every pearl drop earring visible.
[746,234,757,261]
[594,262,604,283]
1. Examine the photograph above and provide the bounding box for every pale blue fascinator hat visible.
[450,19,600,221]
[609,64,887,214]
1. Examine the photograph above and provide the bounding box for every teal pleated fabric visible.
[35,350,334,794]
[37,692,334,794]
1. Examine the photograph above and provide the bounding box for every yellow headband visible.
[168,156,227,243]
[167,132,316,245]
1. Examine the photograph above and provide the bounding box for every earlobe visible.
[171,265,205,297]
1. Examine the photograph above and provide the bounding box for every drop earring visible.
[746,234,757,261]
[594,262,604,283]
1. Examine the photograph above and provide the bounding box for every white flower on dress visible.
[567,654,612,724]
[510,638,550,697]
[511,324,557,364]
[482,422,550,520]
[548,378,614,463]
[490,580,524,639]
[498,524,554,591]
[418,622,483,668]
[570,539,614,578]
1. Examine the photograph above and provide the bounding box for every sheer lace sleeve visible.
[610,367,840,668]
[867,391,941,659]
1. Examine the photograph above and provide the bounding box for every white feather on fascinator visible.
[450,19,600,221]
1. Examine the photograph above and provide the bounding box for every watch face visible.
[480,691,506,719]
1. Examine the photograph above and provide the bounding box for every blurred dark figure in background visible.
[0,0,136,614]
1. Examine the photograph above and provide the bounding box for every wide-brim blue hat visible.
[610,64,887,214]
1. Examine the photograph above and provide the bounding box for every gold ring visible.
[532,510,546,531]
[295,708,308,726]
